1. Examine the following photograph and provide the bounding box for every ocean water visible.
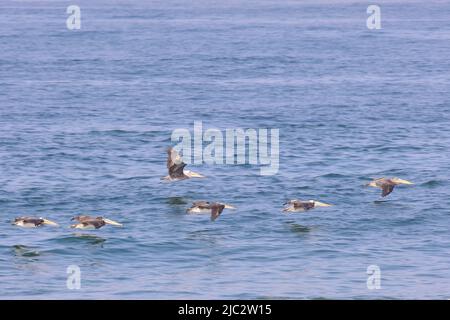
[1,0,450,299]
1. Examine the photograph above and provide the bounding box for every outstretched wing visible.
[381,183,395,197]
[167,147,185,168]
[210,204,225,221]
[167,147,187,178]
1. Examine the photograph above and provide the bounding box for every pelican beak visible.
[224,204,236,210]
[187,171,205,178]
[397,179,413,185]
[42,219,59,226]
[103,218,123,227]
[314,201,333,207]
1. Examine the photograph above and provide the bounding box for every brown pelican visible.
[70,216,123,229]
[13,217,59,228]
[366,177,413,197]
[186,201,236,221]
[162,147,205,181]
[283,200,332,212]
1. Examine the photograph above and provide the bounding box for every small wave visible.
[421,180,446,187]
[118,175,152,181]
[89,129,136,135]
[318,173,347,179]
[373,145,422,152]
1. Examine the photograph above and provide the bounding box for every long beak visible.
[224,204,236,209]
[103,218,123,227]
[314,201,333,207]
[187,171,205,178]
[42,219,59,226]
[397,179,413,185]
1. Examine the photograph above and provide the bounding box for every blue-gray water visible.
[1,0,450,299]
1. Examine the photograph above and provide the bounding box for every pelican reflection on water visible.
[71,233,107,246]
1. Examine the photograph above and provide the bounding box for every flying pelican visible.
[162,147,205,181]
[70,216,123,230]
[366,177,413,197]
[13,217,59,228]
[186,201,236,221]
[283,200,332,212]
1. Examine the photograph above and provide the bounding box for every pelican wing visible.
[22,218,44,226]
[381,183,395,197]
[167,147,185,168]
[167,147,187,178]
[72,215,94,222]
[294,201,314,210]
[169,163,187,179]
[210,204,225,221]
[83,220,105,229]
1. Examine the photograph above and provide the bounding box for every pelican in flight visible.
[70,216,123,230]
[283,200,332,212]
[162,147,205,181]
[366,177,413,197]
[13,217,59,228]
[186,201,236,221]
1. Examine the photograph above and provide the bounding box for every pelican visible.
[186,201,236,221]
[162,147,205,181]
[283,200,332,212]
[70,216,123,229]
[366,177,413,197]
[13,217,59,228]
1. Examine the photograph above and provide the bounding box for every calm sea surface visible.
[1,0,450,299]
